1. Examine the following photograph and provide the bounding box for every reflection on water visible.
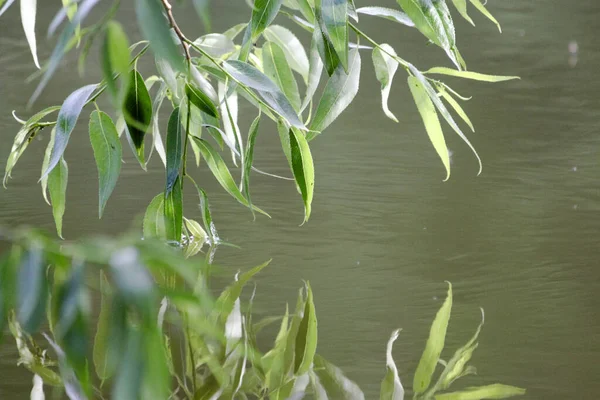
[2,1,600,398]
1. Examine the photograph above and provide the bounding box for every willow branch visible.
[160,0,192,61]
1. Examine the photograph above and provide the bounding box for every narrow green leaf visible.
[48,158,68,238]
[42,84,97,179]
[41,128,56,205]
[425,67,520,82]
[310,48,361,134]
[301,30,324,113]
[141,328,171,400]
[289,128,315,223]
[192,0,211,31]
[215,260,271,324]
[317,0,349,71]
[187,178,218,243]
[223,60,306,129]
[372,44,399,123]
[380,329,404,400]
[408,76,450,181]
[314,23,340,76]
[468,0,501,32]
[123,70,153,167]
[413,282,453,395]
[94,271,113,383]
[397,0,460,69]
[0,0,16,17]
[89,110,122,218]
[437,309,484,390]
[409,64,482,175]
[435,384,526,400]
[164,176,183,243]
[313,354,365,400]
[193,33,235,58]
[186,83,219,118]
[4,106,61,187]
[243,114,261,217]
[143,193,166,240]
[439,87,474,132]
[250,0,285,41]
[165,107,183,195]
[102,21,131,102]
[191,137,269,216]
[294,282,317,375]
[112,328,144,400]
[450,0,474,26]
[291,0,315,23]
[16,247,47,333]
[21,0,40,68]
[263,41,301,111]
[264,25,310,83]
[356,6,414,27]
[135,0,184,71]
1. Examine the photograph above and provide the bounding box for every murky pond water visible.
[2,1,600,398]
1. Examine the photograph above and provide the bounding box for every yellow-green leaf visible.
[48,158,68,238]
[413,282,452,395]
[425,67,519,82]
[435,384,526,400]
[294,282,317,375]
[289,128,315,223]
[468,0,501,32]
[407,76,450,181]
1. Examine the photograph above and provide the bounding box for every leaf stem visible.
[160,0,192,61]
[349,23,410,69]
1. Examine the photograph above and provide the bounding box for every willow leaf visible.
[310,48,361,135]
[289,128,314,223]
[435,384,526,400]
[243,114,261,218]
[356,6,414,27]
[102,21,131,102]
[263,41,301,111]
[380,329,404,400]
[318,0,349,71]
[450,0,474,26]
[439,88,474,132]
[42,84,97,180]
[313,355,365,400]
[250,0,284,41]
[123,70,152,167]
[294,282,317,375]
[469,0,501,32]
[164,176,183,243]
[264,25,310,83]
[143,193,166,239]
[165,108,183,196]
[372,44,399,123]
[94,271,113,383]
[301,30,324,113]
[425,67,520,82]
[47,158,68,239]
[89,110,122,218]
[20,0,40,68]
[413,282,452,395]
[191,137,269,217]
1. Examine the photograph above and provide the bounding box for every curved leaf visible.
[372,44,399,123]
[301,30,324,113]
[164,176,182,243]
[408,75,450,180]
[264,25,310,83]
[425,67,520,82]
[93,271,113,382]
[289,128,314,223]
[4,106,61,187]
[310,48,361,135]
[123,70,152,167]
[243,114,261,217]
[450,0,474,26]
[380,329,404,400]
[89,111,122,218]
[17,247,47,333]
[434,384,526,400]
[191,137,269,217]
[223,60,305,129]
[469,0,501,32]
[41,128,56,205]
[193,33,235,58]
[135,0,184,71]
[356,6,414,27]
[186,83,219,118]
[438,87,474,132]
[42,84,97,180]
[48,158,68,238]
[20,0,40,68]
[318,0,349,71]
[294,282,317,375]
[263,41,301,111]
[143,193,166,239]
[250,0,284,41]
[313,354,365,400]
[165,107,182,195]
[102,21,131,102]
[413,282,452,395]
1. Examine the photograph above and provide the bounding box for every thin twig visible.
[160,0,192,61]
